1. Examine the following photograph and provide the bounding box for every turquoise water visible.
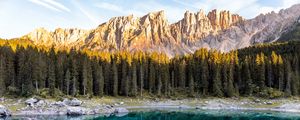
[7,110,300,120]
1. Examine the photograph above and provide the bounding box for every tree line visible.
[0,40,299,98]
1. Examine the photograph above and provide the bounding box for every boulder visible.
[36,100,46,107]
[63,98,70,105]
[119,102,124,105]
[0,105,11,116]
[25,98,38,106]
[254,99,261,103]
[114,108,129,114]
[53,101,66,107]
[67,107,85,116]
[68,98,82,106]
[266,101,273,105]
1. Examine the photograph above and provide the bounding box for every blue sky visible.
[1,0,300,39]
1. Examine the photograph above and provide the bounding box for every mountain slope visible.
[21,4,300,56]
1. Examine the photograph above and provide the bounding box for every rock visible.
[36,100,46,107]
[114,103,119,106]
[53,101,66,107]
[25,98,39,106]
[0,105,11,116]
[195,106,200,109]
[63,98,70,105]
[114,108,129,114]
[120,102,124,105]
[254,99,261,103]
[0,98,5,102]
[65,98,82,106]
[67,107,85,116]
[266,101,273,105]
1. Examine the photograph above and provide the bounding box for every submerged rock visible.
[0,105,11,116]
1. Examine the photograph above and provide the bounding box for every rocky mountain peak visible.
[207,9,243,30]
[22,4,300,56]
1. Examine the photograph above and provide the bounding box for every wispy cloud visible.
[94,2,144,17]
[27,0,70,12]
[42,0,71,12]
[72,0,99,25]
[95,2,123,13]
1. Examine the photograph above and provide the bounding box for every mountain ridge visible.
[21,4,300,56]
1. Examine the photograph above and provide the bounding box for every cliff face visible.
[22,4,300,56]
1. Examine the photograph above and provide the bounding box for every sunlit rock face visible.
[23,4,300,56]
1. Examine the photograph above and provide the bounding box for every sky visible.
[0,0,300,39]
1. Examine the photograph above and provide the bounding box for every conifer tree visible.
[64,69,71,95]
[243,57,253,96]
[0,55,6,95]
[48,61,56,96]
[111,61,118,96]
[130,62,137,96]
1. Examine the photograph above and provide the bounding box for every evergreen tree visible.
[130,62,137,96]
[111,61,118,96]
[0,55,6,95]
[227,63,235,97]
[255,53,266,91]
[201,60,209,96]
[48,61,56,96]
[278,55,284,91]
[284,60,292,96]
[64,69,71,95]
[243,57,253,96]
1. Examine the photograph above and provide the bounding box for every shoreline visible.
[1,97,300,116]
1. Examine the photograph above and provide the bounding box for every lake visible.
[7,109,300,120]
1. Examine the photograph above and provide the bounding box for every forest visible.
[0,39,299,98]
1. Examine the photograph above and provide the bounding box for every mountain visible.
[21,4,300,56]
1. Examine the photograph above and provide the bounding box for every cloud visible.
[94,2,144,17]
[95,2,123,13]
[41,0,71,12]
[78,6,99,25]
[72,0,99,25]
[27,0,70,12]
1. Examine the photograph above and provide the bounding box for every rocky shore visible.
[1,97,300,117]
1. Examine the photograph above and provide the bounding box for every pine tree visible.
[212,64,223,97]
[284,60,292,96]
[130,62,137,96]
[291,56,299,95]
[64,69,71,95]
[48,61,56,96]
[243,57,253,96]
[227,63,235,97]
[81,57,93,95]
[188,72,195,97]
[178,61,186,88]
[201,60,209,96]
[111,61,118,96]
[92,61,104,96]
[139,63,144,97]
[69,55,78,96]
[0,55,6,95]
[148,61,155,93]
[278,55,284,91]
[255,53,266,91]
